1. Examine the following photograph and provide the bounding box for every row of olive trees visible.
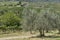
[22,7,60,37]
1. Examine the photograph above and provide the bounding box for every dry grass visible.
[0,31,60,40]
[7,31,60,40]
[0,31,33,38]
[7,37,60,40]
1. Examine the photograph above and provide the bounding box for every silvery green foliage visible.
[54,12,60,31]
[22,7,38,31]
[22,7,50,31]
[22,6,60,32]
[43,8,58,30]
[34,9,49,30]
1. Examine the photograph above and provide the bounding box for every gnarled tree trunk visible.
[58,29,60,34]
[39,29,45,37]
[46,30,49,33]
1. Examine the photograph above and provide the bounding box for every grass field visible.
[0,31,60,40]
[0,31,33,38]
[8,32,60,40]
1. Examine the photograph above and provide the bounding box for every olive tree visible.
[22,8,38,34]
[54,12,60,33]
[22,7,59,37]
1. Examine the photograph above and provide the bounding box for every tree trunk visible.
[30,28,33,34]
[30,25,34,34]
[46,30,49,33]
[39,29,45,37]
[30,30,33,34]
[42,29,45,36]
[58,29,60,34]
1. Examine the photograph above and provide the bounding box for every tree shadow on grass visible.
[31,34,60,38]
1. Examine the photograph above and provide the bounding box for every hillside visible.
[0,0,60,2]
